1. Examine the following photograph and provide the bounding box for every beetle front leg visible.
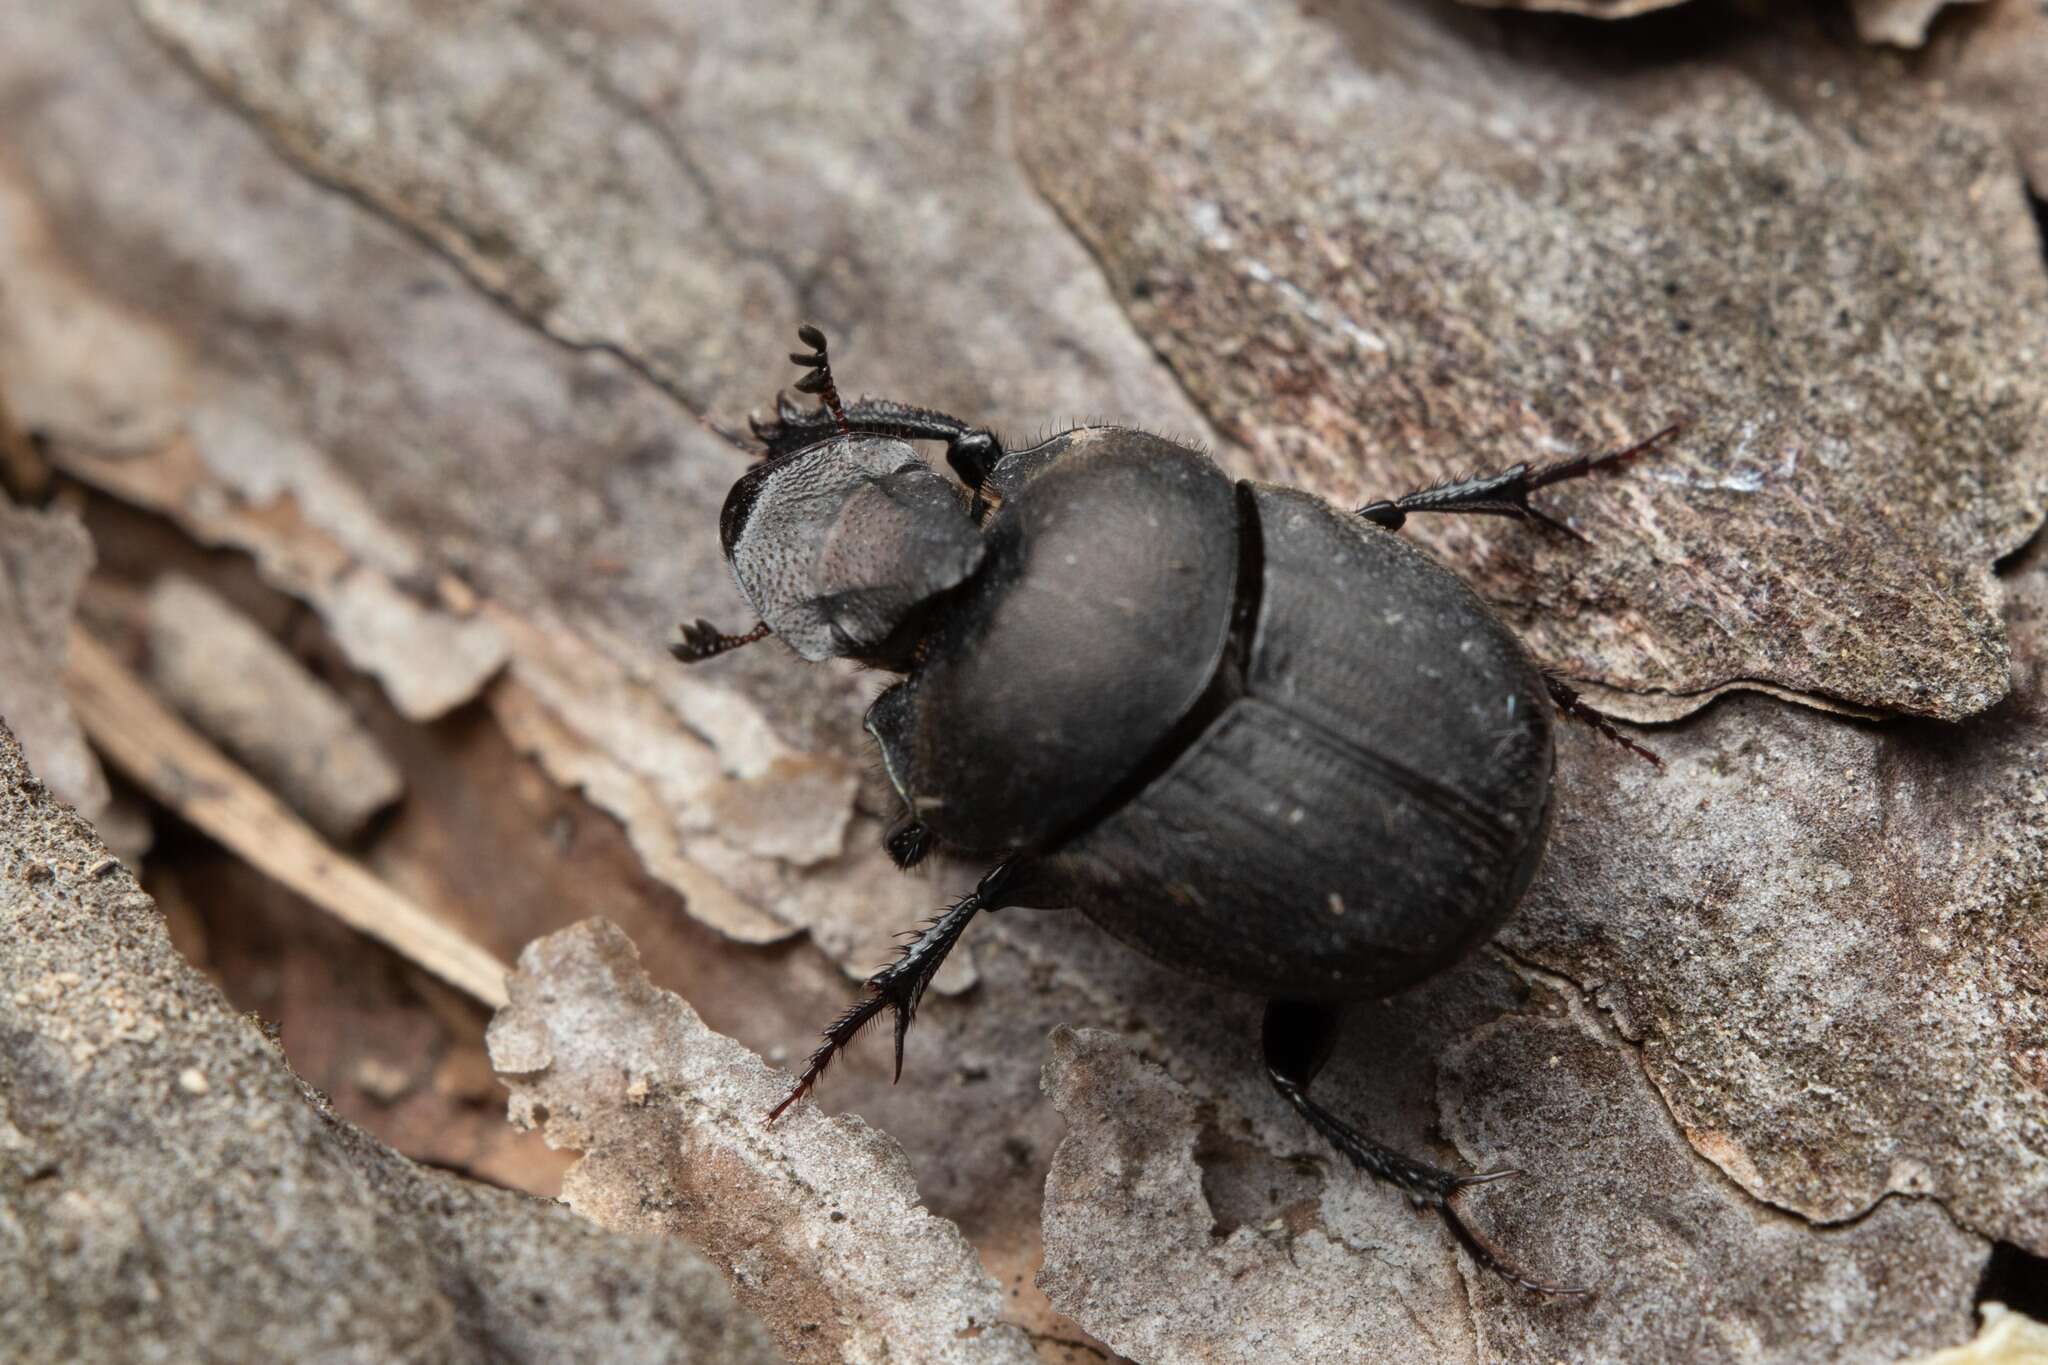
[1262,999,1587,1296]
[768,859,1023,1122]
[748,327,1006,487]
[1357,422,1683,534]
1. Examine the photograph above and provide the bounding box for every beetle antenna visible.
[790,323,849,435]
[670,619,770,664]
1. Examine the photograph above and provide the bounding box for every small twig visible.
[65,626,512,1009]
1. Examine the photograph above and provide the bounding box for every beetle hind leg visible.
[1262,999,1587,1296]
[768,859,1021,1122]
[1543,673,1661,768]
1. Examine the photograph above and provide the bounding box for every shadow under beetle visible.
[674,324,1679,1295]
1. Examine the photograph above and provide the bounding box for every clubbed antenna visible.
[790,323,849,435]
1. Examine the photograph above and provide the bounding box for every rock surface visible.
[1013,0,2048,722]
[487,918,1036,1365]
[0,499,107,830]
[1851,0,1987,46]
[1928,0,2048,198]
[1041,1019,1981,1364]
[1505,531,2048,1248]
[1039,1027,1476,1365]
[1438,988,1983,1361]
[0,0,2042,1360]
[0,720,776,1363]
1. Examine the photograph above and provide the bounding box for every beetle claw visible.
[765,963,925,1121]
[1439,1181,1591,1298]
[1524,505,1590,543]
[766,874,1003,1123]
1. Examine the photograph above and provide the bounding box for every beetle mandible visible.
[674,324,1678,1293]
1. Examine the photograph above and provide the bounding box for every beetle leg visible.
[750,391,987,456]
[1262,999,1588,1296]
[1543,674,1661,768]
[1356,422,1684,534]
[752,394,1006,489]
[746,328,1007,484]
[767,860,1021,1123]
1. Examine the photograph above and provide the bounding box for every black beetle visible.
[675,324,1677,1293]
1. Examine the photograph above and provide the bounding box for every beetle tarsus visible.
[1526,421,1686,495]
[670,619,770,663]
[1442,1175,1592,1297]
[1544,674,1661,768]
[1356,420,1685,534]
[1263,999,1584,1296]
[767,861,1018,1123]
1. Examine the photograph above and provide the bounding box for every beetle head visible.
[719,435,985,664]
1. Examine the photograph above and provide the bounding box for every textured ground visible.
[2,0,2046,1360]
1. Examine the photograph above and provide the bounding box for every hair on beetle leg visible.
[1543,673,1661,768]
[767,870,1009,1122]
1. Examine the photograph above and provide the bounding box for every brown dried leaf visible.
[486,917,1037,1364]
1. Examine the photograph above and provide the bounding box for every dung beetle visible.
[675,324,1678,1294]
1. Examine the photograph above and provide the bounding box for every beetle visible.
[674,324,1677,1294]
